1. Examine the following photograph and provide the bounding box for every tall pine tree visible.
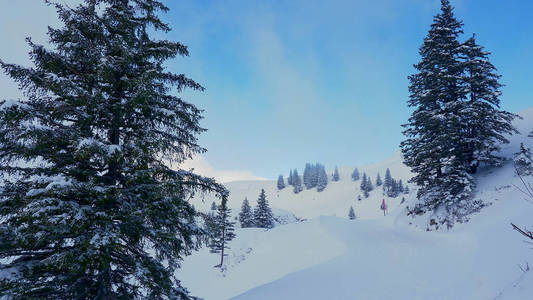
[303,163,312,189]
[400,0,517,227]
[317,165,328,192]
[360,173,369,198]
[348,206,356,220]
[459,34,517,173]
[209,198,236,268]
[384,168,393,192]
[254,189,274,229]
[292,169,303,194]
[0,1,227,298]
[288,169,294,186]
[238,197,254,228]
[366,177,373,192]
[376,173,383,186]
[351,167,360,181]
[333,166,340,182]
[277,175,286,190]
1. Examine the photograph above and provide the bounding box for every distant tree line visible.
[353,167,409,199]
[278,163,333,193]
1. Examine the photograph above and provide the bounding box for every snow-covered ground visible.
[191,152,414,221]
[181,107,533,300]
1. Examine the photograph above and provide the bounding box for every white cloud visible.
[179,155,266,183]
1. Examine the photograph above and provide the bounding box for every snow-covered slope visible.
[181,107,533,300]
[192,153,414,221]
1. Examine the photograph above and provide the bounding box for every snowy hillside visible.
[180,107,533,300]
[192,154,414,221]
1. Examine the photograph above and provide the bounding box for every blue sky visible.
[1,0,532,180]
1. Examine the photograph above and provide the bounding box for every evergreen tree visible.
[254,189,274,229]
[404,185,410,194]
[376,173,383,186]
[333,166,340,182]
[0,1,228,298]
[211,201,218,211]
[277,175,286,190]
[384,168,393,191]
[293,169,303,194]
[360,173,367,192]
[348,206,356,220]
[310,163,319,188]
[399,0,516,226]
[288,169,293,186]
[360,173,369,198]
[209,198,236,268]
[238,198,254,228]
[351,167,360,181]
[317,165,328,192]
[459,34,518,173]
[366,177,374,192]
[303,163,312,189]
[515,143,533,176]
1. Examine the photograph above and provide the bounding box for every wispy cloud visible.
[179,155,266,183]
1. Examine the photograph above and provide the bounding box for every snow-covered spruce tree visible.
[254,189,274,229]
[310,163,319,188]
[211,201,218,211]
[515,143,533,176]
[360,173,369,198]
[376,173,383,187]
[348,206,356,220]
[459,34,517,173]
[303,163,321,190]
[288,169,294,186]
[366,177,373,192]
[303,163,312,189]
[401,0,495,227]
[209,198,236,268]
[317,165,328,192]
[0,1,228,298]
[333,166,340,182]
[292,169,303,194]
[383,168,393,192]
[238,197,254,228]
[277,175,286,190]
[351,167,360,181]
